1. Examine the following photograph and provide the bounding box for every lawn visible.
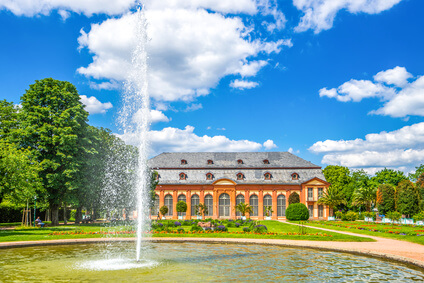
[304,220,424,245]
[0,220,373,243]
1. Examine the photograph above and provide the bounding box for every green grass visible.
[0,221,373,243]
[303,220,424,245]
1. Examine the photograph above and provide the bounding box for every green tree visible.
[396,180,419,217]
[323,165,353,208]
[409,164,424,183]
[352,186,377,212]
[376,184,396,215]
[372,168,406,187]
[176,201,187,217]
[235,202,253,218]
[0,100,19,143]
[20,78,90,225]
[318,186,345,216]
[288,192,300,204]
[416,173,424,210]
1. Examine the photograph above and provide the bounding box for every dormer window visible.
[264,172,272,180]
[181,159,187,165]
[237,173,244,180]
[291,173,299,180]
[263,159,270,164]
[237,159,243,165]
[179,173,187,180]
[206,173,213,180]
[207,160,213,165]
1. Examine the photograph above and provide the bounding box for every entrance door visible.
[219,193,230,217]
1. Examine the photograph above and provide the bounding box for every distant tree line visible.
[319,165,424,218]
[0,78,153,225]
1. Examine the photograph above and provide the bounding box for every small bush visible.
[177,228,185,232]
[216,225,227,232]
[363,211,375,219]
[191,225,203,232]
[335,211,343,219]
[174,221,181,227]
[235,223,240,228]
[286,203,309,221]
[342,211,358,221]
[243,227,251,232]
[226,221,235,228]
[253,225,267,233]
[204,227,212,231]
[413,211,424,222]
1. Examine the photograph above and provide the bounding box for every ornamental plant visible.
[288,192,300,205]
[341,211,358,221]
[286,203,309,221]
[191,224,203,232]
[176,201,187,217]
[216,225,227,232]
[264,206,273,217]
[253,225,267,233]
[413,212,424,222]
[174,221,181,227]
[235,202,253,217]
[243,227,251,232]
[159,206,168,217]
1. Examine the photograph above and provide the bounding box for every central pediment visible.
[213,178,236,185]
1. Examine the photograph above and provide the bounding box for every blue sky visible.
[1,0,423,174]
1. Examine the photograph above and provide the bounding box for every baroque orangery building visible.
[149,152,330,220]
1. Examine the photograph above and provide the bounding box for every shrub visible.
[286,203,309,221]
[253,225,267,233]
[191,225,203,232]
[159,206,168,216]
[177,228,184,232]
[216,225,227,232]
[174,221,181,227]
[243,227,251,232]
[235,223,240,228]
[288,192,300,205]
[341,211,358,221]
[334,211,343,219]
[176,201,187,216]
[413,212,424,222]
[226,221,235,228]
[182,220,191,226]
[386,211,402,222]
[204,227,212,231]
[363,211,375,219]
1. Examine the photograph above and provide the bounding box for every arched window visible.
[181,159,187,165]
[164,194,173,216]
[206,173,214,180]
[236,172,244,180]
[264,172,272,180]
[219,193,230,217]
[291,173,299,180]
[263,194,272,216]
[236,194,245,217]
[191,194,200,216]
[179,172,187,180]
[263,159,270,164]
[237,159,243,164]
[204,194,213,216]
[249,195,258,216]
[277,195,286,216]
[178,194,186,217]
[207,159,213,165]
[151,194,159,216]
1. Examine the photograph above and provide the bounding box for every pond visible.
[1,242,423,282]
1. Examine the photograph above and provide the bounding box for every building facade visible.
[149,152,330,220]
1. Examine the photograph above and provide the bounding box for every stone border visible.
[1,237,424,271]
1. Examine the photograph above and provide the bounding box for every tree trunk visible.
[63,204,67,225]
[75,207,82,224]
[51,204,59,226]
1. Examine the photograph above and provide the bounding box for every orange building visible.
[150,152,330,220]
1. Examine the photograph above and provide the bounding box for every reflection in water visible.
[0,243,423,282]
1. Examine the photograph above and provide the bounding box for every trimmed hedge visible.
[286,203,309,221]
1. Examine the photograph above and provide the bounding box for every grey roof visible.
[149,152,325,185]
[149,152,320,169]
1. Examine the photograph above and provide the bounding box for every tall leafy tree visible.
[396,180,419,217]
[409,164,424,183]
[352,186,376,212]
[323,165,352,209]
[376,184,396,215]
[372,168,406,187]
[416,173,424,210]
[20,78,89,225]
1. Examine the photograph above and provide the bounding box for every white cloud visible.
[374,66,412,87]
[0,0,136,17]
[77,5,290,102]
[230,79,259,90]
[117,125,272,155]
[89,80,121,90]
[184,103,203,112]
[309,122,424,171]
[293,0,403,33]
[80,95,113,114]
[319,79,393,102]
[150,110,170,124]
[288,147,299,154]
[263,139,277,150]
[320,67,424,118]
[319,67,424,118]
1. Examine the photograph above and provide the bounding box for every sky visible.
[1,0,423,175]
